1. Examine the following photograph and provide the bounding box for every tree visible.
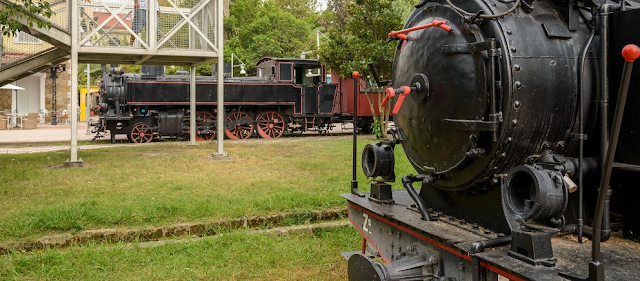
[326,0,350,29]
[392,0,416,22]
[0,0,53,36]
[318,0,403,138]
[271,0,318,20]
[225,0,315,75]
[319,0,402,79]
[78,64,103,87]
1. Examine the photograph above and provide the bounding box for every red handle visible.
[381,87,396,108]
[622,44,640,62]
[382,86,412,114]
[393,94,407,115]
[388,20,451,40]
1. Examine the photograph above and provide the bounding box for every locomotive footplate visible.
[343,190,640,281]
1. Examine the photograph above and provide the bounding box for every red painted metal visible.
[392,86,412,115]
[388,20,452,40]
[256,111,285,139]
[195,111,215,141]
[130,123,153,143]
[622,44,640,62]
[347,202,528,281]
[333,73,387,118]
[224,111,253,140]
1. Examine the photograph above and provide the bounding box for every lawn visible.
[0,225,360,280]
[0,137,414,243]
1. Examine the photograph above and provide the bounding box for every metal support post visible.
[214,0,226,156]
[149,0,157,50]
[190,65,197,145]
[67,0,83,166]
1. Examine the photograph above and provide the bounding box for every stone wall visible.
[0,89,10,112]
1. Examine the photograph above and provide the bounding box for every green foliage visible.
[318,0,403,78]
[271,0,319,20]
[371,116,383,139]
[121,64,141,74]
[224,0,318,75]
[392,0,417,21]
[77,64,103,87]
[0,0,53,36]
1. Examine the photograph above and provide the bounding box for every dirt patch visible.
[0,208,348,255]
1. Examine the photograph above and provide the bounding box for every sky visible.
[318,0,328,10]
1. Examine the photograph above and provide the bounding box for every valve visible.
[381,73,429,115]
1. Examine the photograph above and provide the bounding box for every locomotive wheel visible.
[196,111,216,141]
[224,110,253,140]
[256,111,285,139]
[129,123,154,143]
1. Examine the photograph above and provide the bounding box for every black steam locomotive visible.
[344,0,640,280]
[94,58,338,143]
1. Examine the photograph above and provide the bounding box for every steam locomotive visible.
[344,0,640,280]
[93,58,378,143]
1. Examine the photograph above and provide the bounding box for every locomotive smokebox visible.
[390,0,597,233]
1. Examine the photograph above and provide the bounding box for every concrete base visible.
[63,159,85,167]
[209,153,232,162]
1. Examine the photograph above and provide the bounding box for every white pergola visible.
[64,0,226,164]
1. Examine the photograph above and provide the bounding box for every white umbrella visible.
[1,84,26,114]
[0,84,25,91]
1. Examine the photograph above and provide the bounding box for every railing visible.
[78,0,218,52]
[0,37,57,71]
[0,0,219,79]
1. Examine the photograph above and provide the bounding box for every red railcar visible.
[332,73,390,133]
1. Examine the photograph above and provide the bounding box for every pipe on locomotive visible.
[401,174,435,221]
[576,7,597,244]
[595,2,620,245]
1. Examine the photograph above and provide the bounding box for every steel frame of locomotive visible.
[94,58,340,143]
[343,1,640,281]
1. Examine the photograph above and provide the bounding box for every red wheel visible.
[196,111,216,140]
[256,111,285,139]
[129,123,154,143]
[224,111,253,140]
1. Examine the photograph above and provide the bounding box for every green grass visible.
[0,138,414,242]
[0,225,360,280]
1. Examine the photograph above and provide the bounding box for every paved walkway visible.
[0,121,359,155]
[0,121,129,154]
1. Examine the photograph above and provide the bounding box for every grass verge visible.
[0,225,360,280]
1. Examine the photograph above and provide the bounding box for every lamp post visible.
[50,64,66,125]
[230,53,246,77]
